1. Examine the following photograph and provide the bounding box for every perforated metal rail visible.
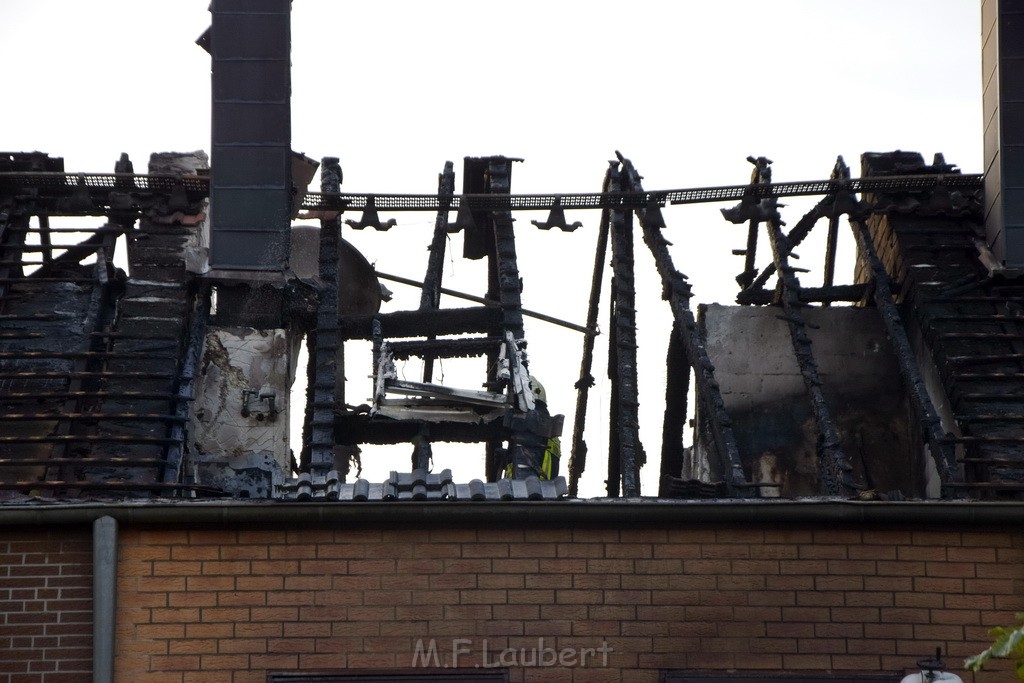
[0,171,983,214]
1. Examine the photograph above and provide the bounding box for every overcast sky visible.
[1,1,984,496]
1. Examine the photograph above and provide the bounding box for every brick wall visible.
[0,527,92,682]
[115,524,1024,683]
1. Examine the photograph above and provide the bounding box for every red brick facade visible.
[0,528,93,683]
[105,523,1023,682]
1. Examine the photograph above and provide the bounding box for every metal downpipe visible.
[93,516,117,683]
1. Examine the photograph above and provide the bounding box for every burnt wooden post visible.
[568,183,611,497]
[660,321,689,483]
[305,157,343,478]
[419,162,455,384]
[606,163,642,497]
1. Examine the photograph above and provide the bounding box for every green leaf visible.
[964,650,992,672]
[992,626,1024,658]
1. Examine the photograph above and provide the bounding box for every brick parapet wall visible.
[0,527,93,683]
[114,524,1024,683]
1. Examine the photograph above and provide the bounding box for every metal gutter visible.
[1,500,1022,528]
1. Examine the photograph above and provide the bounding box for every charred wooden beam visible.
[419,162,455,384]
[336,306,502,341]
[46,252,111,481]
[487,158,525,340]
[821,214,841,306]
[762,189,856,496]
[0,207,28,299]
[617,154,745,493]
[305,157,343,478]
[390,336,502,361]
[850,215,960,488]
[736,157,772,288]
[735,196,831,303]
[29,225,125,279]
[822,158,853,303]
[162,287,209,489]
[660,321,689,482]
[334,414,504,445]
[606,163,642,497]
[412,424,432,472]
[738,284,869,305]
[568,180,612,497]
[38,214,52,266]
[607,274,621,497]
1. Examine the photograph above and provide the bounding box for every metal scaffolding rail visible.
[0,171,983,215]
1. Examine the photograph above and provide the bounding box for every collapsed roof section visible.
[1,147,1019,503]
[0,1,1020,503]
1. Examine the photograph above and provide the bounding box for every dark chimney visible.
[208,0,292,270]
[983,0,1024,268]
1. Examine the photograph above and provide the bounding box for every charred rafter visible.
[850,214,961,490]
[757,176,858,496]
[617,154,746,494]
[162,286,209,488]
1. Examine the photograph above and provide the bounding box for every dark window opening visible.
[662,673,903,683]
[268,671,508,683]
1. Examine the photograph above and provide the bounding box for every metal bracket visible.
[531,198,582,231]
[447,202,476,233]
[240,389,277,421]
[344,196,396,231]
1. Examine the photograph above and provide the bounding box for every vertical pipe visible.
[93,516,117,683]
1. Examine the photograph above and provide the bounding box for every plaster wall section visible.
[697,304,919,498]
[188,327,293,496]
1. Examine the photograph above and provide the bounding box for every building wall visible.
[112,523,1024,683]
[698,304,921,497]
[0,528,93,682]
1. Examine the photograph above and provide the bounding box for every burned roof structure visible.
[0,0,1020,505]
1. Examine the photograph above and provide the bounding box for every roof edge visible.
[0,499,1021,528]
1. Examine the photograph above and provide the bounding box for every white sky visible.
[1,1,984,497]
